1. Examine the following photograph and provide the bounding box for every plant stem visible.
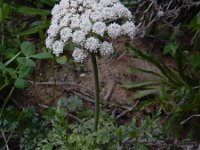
[90,52,100,131]
[0,87,15,118]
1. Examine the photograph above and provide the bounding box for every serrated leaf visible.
[20,41,36,57]
[56,56,67,64]
[31,52,53,59]
[14,78,27,89]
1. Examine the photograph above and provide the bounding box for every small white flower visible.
[99,41,114,56]
[70,15,81,29]
[72,30,86,45]
[107,23,121,38]
[52,40,64,56]
[60,0,70,8]
[72,47,87,63]
[45,37,54,49]
[99,0,118,6]
[121,21,136,39]
[70,1,78,8]
[80,17,92,32]
[59,14,71,27]
[92,22,106,36]
[47,24,59,37]
[113,3,132,19]
[51,4,60,16]
[85,37,100,52]
[70,8,77,14]
[82,0,96,8]
[102,7,116,20]
[90,11,103,22]
[60,27,72,42]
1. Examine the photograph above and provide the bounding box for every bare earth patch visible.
[16,37,161,107]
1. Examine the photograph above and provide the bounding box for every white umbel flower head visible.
[121,21,136,39]
[92,22,106,36]
[85,37,100,52]
[99,41,114,56]
[72,30,86,45]
[46,0,136,63]
[72,48,87,63]
[52,40,64,56]
[60,27,72,42]
[107,23,121,38]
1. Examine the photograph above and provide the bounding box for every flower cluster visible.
[46,0,136,63]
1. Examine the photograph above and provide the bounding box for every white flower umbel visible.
[52,40,64,56]
[107,23,121,38]
[72,30,86,45]
[85,37,100,52]
[72,48,87,63]
[121,21,136,39]
[99,41,114,56]
[60,27,72,42]
[46,0,136,62]
[46,0,137,132]
[92,22,106,36]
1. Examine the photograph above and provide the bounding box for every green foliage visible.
[123,12,200,139]
[35,96,162,150]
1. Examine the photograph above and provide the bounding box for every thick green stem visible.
[90,52,100,131]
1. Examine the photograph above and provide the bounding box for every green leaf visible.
[9,3,50,15]
[31,52,53,59]
[17,23,50,36]
[56,56,67,64]
[133,89,158,100]
[4,48,15,59]
[20,41,36,57]
[25,58,35,67]
[18,65,33,78]
[190,52,200,71]
[121,80,160,89]
[0,3,10,23]
[163,43,179,56]
[6,68,17,79]
[14,78,27,89]
[17,57,35,67]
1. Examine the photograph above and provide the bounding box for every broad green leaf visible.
[6,68,17,79]
[25,58,35,67]
[20,41,36,57]
[56,56,67,64]
[17,57,35,67]
[18,65,33,78]
[31,52,53,59]
[14,78,27,89]
[5,48,15,59]
[9,3,50,15]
